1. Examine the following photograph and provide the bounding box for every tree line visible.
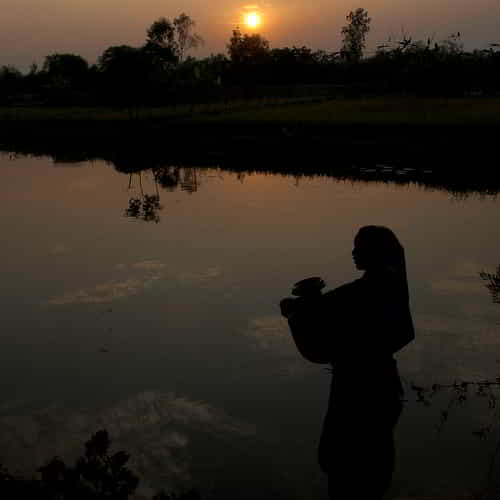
[1,9,499,106]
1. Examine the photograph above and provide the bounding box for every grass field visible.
[1,97,500,126]
[0,96,321,122]
[194,97,500,126]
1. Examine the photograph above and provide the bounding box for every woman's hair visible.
[356,225,409,299]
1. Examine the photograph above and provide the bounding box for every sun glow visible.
[245,12,261,29]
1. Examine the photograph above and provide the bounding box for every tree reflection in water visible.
[154,166,181,191]
[125,171,162,223]
[124,167,199,223]
[3,144,500,199]
[480,266,500,305]
[0,429,202,500]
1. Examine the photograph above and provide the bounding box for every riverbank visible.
[2,97,500,124]
[1,97,499,167]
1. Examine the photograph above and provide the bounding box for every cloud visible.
[241,315,329,378]
[47,276,161,305]
[0,391,255,485]
[92,391,255,439]
[177,267,222,285]
[46,261,224,305]
[47,260,168,305]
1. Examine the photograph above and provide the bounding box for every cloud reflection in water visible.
[0,391,255,488]
[45,260,225,306]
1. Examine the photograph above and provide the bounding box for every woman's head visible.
[352,226,404,272]
[353,226,414,349]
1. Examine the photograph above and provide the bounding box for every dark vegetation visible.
[1,10,499,109]
[1,9,499,158]
[2,97,500,171]
[0,429,200,500]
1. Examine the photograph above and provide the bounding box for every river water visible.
[1,151,500,499]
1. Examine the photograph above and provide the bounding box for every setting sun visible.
[245,12,261,29]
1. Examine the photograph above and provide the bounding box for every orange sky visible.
[2,0,499,70]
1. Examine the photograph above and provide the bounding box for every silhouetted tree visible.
[341,8,371,62]
[99,46,146,77]
[227,28,270,64]
[145,18,179,68]
[0,65,23,102]
[146,15,203,65]
[0,65,22,83]
[2,14,500,104]
[147,18,176,47]
[171,55,227,91]
[440,32,464,55]
[226,28,271,83]
[42,53,89,86]
[269,46,338,83]
[173,13,204,62]
[98,45,153,103]
[192,53,228,86]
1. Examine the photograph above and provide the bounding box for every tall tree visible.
[340,8,371,62]
[146,15,203,64]
[174,13,204,62]
[147,17,176,48]
[145,17,179,67]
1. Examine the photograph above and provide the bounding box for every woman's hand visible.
[279,297,297,319]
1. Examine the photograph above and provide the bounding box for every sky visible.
[1,0,499,71]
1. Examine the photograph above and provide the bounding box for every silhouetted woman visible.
[280,226,414,500]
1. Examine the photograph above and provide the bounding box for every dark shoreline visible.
[3,127,500,198]
[3,97,500,194]
[2,119,499,166]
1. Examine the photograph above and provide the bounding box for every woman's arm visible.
[280,295,332,364]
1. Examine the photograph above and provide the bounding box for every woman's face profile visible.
[352,234,370,270]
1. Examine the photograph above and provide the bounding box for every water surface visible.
[1,152,500,498]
